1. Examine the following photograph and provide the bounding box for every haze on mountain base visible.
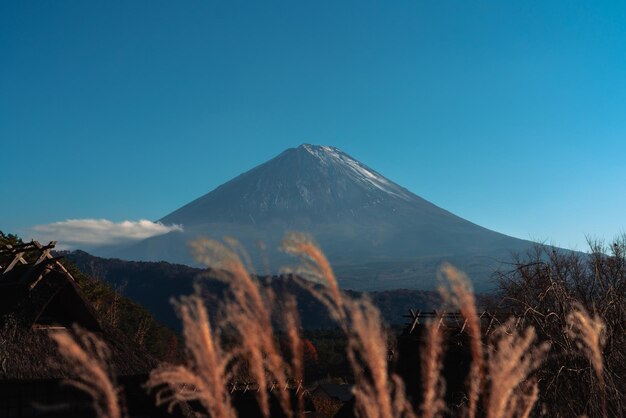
[100,144,534,291]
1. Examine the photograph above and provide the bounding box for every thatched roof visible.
[0,325,156,380]
[0,263,101,331]
[0,241,101,330]
[0,241,156,381]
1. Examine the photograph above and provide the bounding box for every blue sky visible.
[1,1,625,250]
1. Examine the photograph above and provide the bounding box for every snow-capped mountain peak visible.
[295,144,412,201]
[160,143,421,226]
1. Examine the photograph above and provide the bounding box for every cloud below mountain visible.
[26,219,183,249]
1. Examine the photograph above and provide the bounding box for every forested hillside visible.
[65,250,443,330]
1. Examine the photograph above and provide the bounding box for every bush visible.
[494,238,626,417]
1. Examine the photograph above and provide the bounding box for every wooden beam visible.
[20,257,60,286]
[0,241,56,254]
[29,271,47,290]
[3,251,27,274]
[33,247,54,266]
[408,309,421,334]
[52,259,75,281]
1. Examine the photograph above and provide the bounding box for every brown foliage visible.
[496,240,625,417]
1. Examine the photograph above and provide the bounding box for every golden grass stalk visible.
[190,237,292,418]
[50,327,122,418]
[347,298,396,418]
[146,292,237,418]
[282,232,346,325]
[390,374,416,418]
[566,304,607,418]
[282,233,415,418]
[438,263,483,418]
[283,295,305,418]
[485,320,550,418]
[420,318,446,418]
[516,380,539,418]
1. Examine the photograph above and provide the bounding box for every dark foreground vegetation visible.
[1,230,624,417]
[493,239,626,417]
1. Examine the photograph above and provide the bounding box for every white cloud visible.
[26,219,183,249]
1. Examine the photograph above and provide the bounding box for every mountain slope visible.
[106,144,533,290]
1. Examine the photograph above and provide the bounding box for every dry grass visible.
[49,233,614,418]
[145,292,237,418]
[50,326,122,418]
[149,237,297,418]
[485,320,550,418]
[515,380,539,418]
[283,233,415,418]
[435,263,552,418]
[282,232,346,325]
[419,318,445,418]
[283,294,305,418]
[438,263,484,418]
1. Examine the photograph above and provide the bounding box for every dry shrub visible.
[566,304,607,417]
[50,326,122,418]
[496,240,625,416]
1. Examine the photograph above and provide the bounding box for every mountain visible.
[104,144,534,291]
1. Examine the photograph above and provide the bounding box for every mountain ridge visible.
[66,250,443,330]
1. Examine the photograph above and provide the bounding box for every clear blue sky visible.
[1,1,625,250]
